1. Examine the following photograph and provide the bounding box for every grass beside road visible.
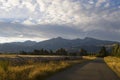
[0,56,95,80]
[104,56,120,77]
[1,60,76,80]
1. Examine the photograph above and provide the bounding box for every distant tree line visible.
[19,48,89,56]
[19,45,117,57]
[20,48,68,56]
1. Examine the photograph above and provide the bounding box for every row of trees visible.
[20,48,88,56]
[20,49,52,55]
[19,43,120,57]
[20,48,68,55]
[19,47,108,57]
[20,47,107,57]
[111,44,120,57]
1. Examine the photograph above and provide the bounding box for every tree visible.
[79,48,87,56]
[56,48,68,55]
[32,49,50,55]
[44,50,49,55]
[98,46,107,57]
[49,49,54,55]
[33,49,40,55]
[111,44,120,57]
[20,51,27,55]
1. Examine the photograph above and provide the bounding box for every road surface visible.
[47,58,120,80]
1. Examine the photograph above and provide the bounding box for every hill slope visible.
[0,37,118,53]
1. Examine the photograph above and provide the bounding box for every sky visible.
[0,0,120,43]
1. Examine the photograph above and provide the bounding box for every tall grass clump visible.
[0,60,10,80]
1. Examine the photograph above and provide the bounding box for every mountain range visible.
[0,37,119,53]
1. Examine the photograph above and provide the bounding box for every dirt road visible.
[47,58,120,80]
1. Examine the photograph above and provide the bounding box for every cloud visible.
[95,0,106,7]
[0,22,87,42]
[0,0,119,25]
[0,37,46,43]
[0,0,120,42]
[0,0,88,25]
[0,20,120,43]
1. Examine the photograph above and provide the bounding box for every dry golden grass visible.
[0,54,67,58]
[104,56,120,77]
[0,58,86,80]
[82,56,96,60]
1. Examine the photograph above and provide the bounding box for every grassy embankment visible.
[104,56,120,77]
[0,55,96,80]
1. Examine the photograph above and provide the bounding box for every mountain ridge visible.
[0,37,119,53]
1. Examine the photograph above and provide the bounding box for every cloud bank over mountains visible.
[0,0,120,43]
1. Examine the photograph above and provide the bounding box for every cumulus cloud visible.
[0,0,119,25]
[95,0,106,7]
[0,0,89,25]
